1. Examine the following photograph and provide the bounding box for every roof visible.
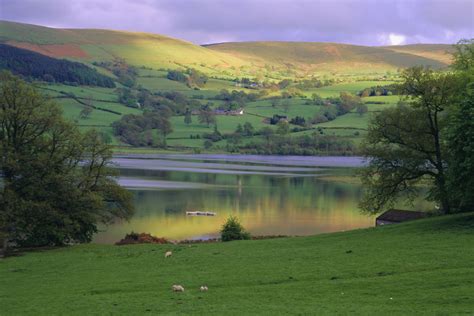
[376,209,427,222]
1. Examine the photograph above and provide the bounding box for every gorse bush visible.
[220,216,251,242]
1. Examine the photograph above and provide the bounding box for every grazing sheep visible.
[200,286,208,292]
[172,285,184,292]
[165,251,172,258]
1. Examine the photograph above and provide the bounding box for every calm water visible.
[93,155,431,243]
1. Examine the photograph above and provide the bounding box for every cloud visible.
[1,0,473,45]
[378,33,407,46]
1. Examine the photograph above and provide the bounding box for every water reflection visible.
[94,156,431,243]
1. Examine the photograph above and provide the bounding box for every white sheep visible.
[165,251,172,258]
[200,286,208,292]
[172,285,184,292]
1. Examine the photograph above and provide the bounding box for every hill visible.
[205,41,451,74]
[0,43,115,87]
[1,212,473,314]
[383,44,454,65]
[0,20,249,74]
[0,21,452,77]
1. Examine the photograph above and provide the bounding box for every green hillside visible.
[205,41,451,74]
[0,21,451,77]
[0,21,249,74]
[2,212,473,314]
[383,44,454,65]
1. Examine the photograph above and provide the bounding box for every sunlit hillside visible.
[0,21,452,78]
[383,44,454,65]
[0,21,249,74]
[205,41,451,74]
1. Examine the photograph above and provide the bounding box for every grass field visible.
[310,81,396,98]
[35,76,403,152]
[1,212,473,314]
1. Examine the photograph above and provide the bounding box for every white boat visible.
[186,211,217,216]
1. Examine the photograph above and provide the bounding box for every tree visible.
[0,72,133,254]
[337,92,361,115]
[356,103,368,116]
[359,67,458,214]
[79,106,93,119]
[259,127,274,141]
[203,139,213,150]
[220,216,250,241]
[445,39,474,212]
[276,120,290,135]
[198,106,216,127]
[452,39,474,71]
[243,122,255,136]
[311,93,324,105]
[184,109,192,125]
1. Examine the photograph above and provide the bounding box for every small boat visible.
[186,211,217,216]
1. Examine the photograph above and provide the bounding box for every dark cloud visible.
[1,0,473,45]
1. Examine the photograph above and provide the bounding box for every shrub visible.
[220,216,251,241]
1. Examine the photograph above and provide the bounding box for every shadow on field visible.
[419,213,474,233]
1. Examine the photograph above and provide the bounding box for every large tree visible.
[0,72,133,253]
[198,106,216,127]
[359,67,459,214]
[445,39,474,211]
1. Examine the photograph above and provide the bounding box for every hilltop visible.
[1,212,473,314]
[0,20,249,74]
[0,20,452,77]
[206,41,452,74]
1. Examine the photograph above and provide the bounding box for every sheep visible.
[172,285,184,292]
[200,286,208,292]
[165,251,172,258]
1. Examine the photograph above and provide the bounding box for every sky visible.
[1,0,473,45]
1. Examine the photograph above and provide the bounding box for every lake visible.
[93,154,432,243]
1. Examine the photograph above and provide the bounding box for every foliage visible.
[116,87,138,108]
[184,109,192,125]
[220,216,251,242]
[355,103,368,116]
[236,133,355,156]
[167,69,209,88]
[167,69,187,83]
[198,105,216,127]
[214,89,259,107]
[289,116,306,126]
[445,39,474,212]
[112,110,173,147]
[0,72,133,249]
[94,59,138,87]
[359,67,458,214]
[0,44,115,87]
[451,39,474,71]
[358,84,399,97]
[276,120,290,135]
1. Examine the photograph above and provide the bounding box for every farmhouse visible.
[375,209,427,226]
[191,108,244,116]
[213,108,244,115]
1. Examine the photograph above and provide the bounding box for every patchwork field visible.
[0,20,453,153]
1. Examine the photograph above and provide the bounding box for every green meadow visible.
[2,213,473,315]
[36,78,400,151]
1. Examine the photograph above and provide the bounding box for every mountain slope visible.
[205,41,451,74]
[382,44,454,65]
[0,20,452,76]
[0,21,249,72]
